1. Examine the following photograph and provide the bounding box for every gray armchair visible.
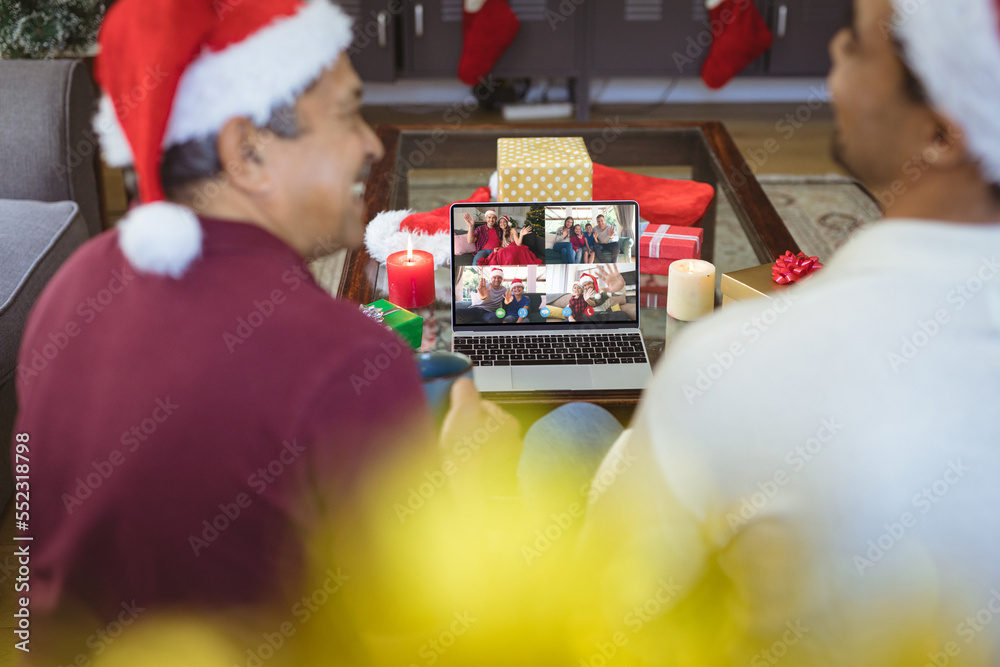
[0,59,101,507]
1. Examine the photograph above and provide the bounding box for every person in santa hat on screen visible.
[13,0,519,656]
[458,266,512,323]
[503,278,531,323]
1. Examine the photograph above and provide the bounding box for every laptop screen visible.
[450,201,640,330]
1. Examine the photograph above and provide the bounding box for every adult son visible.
[578,0,1000,663]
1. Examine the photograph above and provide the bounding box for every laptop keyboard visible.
[453,332,648,366]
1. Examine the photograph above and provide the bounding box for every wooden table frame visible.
[338,122,799,410]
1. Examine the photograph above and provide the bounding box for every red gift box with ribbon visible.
[639,224,704,276]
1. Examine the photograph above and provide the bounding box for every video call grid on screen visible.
[450,201,640,329]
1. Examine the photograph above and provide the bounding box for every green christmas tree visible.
[0,0,105,60]
[524,205,546,237]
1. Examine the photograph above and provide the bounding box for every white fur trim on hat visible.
[364,209,453,267]
[490,267,504,277]
[165,0,353,146]
[464,0,488,12]
[892,0,1000,183]
[118,202,203,278]
[93,95,135,167]
[489,171,498,200]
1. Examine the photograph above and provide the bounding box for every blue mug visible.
[416,351,474,426]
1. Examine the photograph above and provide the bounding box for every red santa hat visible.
[891,0,1000,184]
[578,273,597,287]
[489,267,505,278]
[93,0,353,278]
[510,278,523,287]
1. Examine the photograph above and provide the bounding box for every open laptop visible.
[450,200,653,392]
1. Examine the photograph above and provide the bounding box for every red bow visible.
[772,251,823,285]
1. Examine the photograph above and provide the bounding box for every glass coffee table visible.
[337,123,799,410]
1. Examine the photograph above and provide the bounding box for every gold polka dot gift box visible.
[496,137,593,203]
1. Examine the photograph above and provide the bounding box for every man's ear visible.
[216,117,273,195]
[921,110,971,171]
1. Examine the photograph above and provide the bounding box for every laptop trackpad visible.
[473,366,513,392]
[512,365,594,391]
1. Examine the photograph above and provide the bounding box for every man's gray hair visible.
[160,102,302,200]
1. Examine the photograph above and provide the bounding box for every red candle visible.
[387,237,434,308]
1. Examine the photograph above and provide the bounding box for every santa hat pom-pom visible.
[118,202,203,278]
[365,209,413,264]
[93,96,134,167]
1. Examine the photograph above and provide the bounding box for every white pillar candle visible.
[667,259,716,321]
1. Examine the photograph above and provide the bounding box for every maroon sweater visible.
[14,217,430,621]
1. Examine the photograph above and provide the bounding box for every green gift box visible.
[363,299,423,349]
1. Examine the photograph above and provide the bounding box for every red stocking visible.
[457,0,520,86]
[701,0,773,89]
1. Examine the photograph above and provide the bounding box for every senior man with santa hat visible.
[13,0,519,657]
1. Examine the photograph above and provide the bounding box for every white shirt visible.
[585,219,1000,665]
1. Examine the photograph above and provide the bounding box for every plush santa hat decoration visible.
[700,0,773,89]
[458,0,520,86]
[891,0,1000,184]
[93,0,353,278]
[364,167,714,267]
